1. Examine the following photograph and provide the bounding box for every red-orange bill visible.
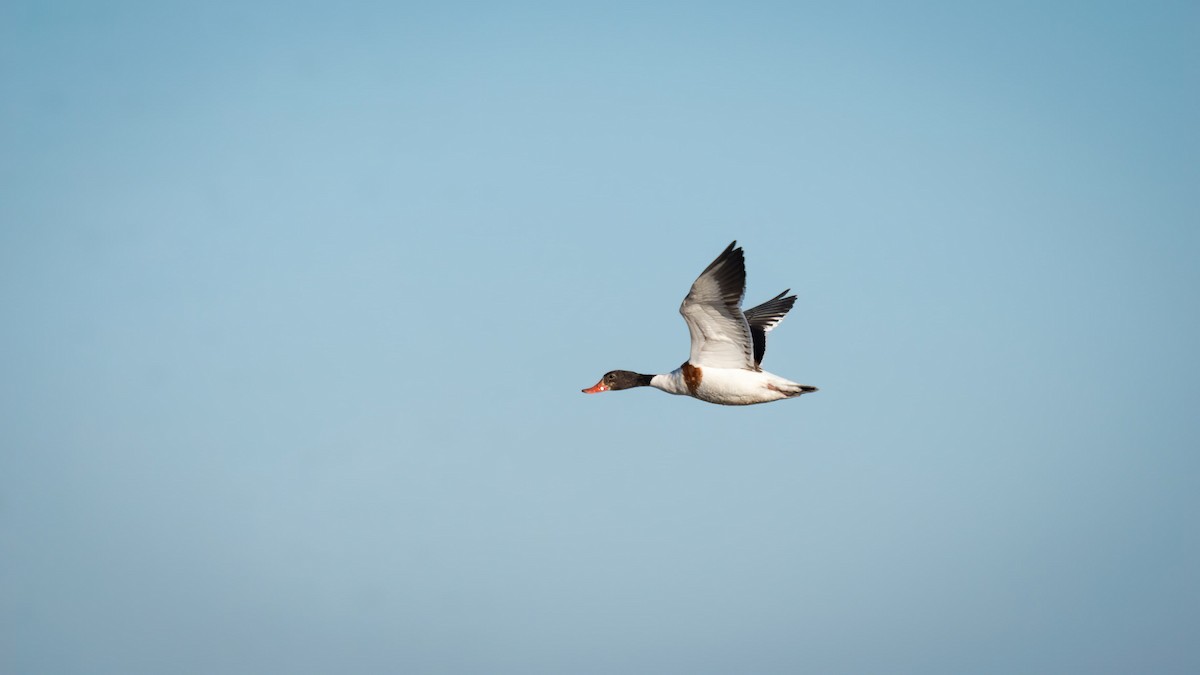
[581,380,609,394]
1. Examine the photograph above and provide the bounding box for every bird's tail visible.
[770,381,818,397]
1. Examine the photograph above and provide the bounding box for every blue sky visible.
[2,2,1198,673]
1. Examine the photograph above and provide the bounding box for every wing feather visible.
[679,241,756,370]
[743,290,797,366]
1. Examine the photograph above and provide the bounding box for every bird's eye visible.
[606,373,616,381]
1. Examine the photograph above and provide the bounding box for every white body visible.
[651,367,810,406]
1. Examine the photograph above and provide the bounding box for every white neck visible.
[650,370,689,396]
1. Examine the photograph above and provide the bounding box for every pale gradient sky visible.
[2,2,1198,673]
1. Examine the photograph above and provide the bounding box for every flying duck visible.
[582,241,818,405]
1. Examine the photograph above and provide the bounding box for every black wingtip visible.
[699,240,745,278]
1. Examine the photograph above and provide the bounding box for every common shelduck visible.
[582,241,818,406]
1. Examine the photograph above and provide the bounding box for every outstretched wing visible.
[742,290,797,366]
[679,241,756,371]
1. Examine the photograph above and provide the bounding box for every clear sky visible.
[2,2,1198,673]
